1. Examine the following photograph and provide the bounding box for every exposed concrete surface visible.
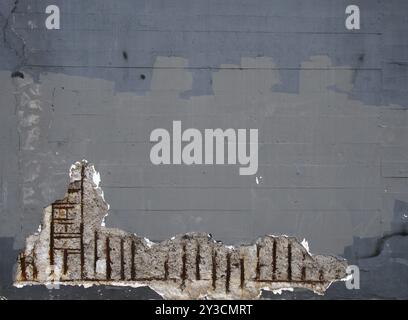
[0,0,408,299]
[15,161,347,299]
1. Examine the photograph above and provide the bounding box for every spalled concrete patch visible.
[14,161,347,299]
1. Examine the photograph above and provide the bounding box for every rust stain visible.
[195,242,201,280]
[19,253,27,281]
[131,240,136,281]
[212,249,217,290]
[120,239,125,280]
[240,258,245,289]
[106,237,111,280]
[225,253,231,293]
[14,161,348,299]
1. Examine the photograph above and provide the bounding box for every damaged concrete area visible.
[14,161,347,299]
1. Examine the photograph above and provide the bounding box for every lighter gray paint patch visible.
[0,55,406,255]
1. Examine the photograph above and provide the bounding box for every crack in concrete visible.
[1,0,27,70]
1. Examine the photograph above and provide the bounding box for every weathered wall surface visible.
[14,161,348,299]
[0,0,408,299]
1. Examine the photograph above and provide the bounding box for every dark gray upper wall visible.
[1,0,407,105]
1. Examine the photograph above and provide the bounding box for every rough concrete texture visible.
[15,161,347,299]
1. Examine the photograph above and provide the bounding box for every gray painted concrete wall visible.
[0,0,407,299]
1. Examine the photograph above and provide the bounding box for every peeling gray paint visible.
[15,161,347,299]
[1,54,401,254]
[262,199,408,299]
